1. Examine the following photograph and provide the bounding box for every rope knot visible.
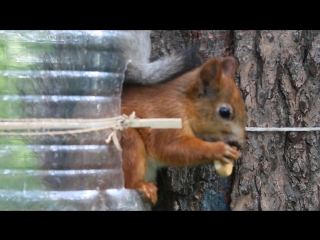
[105,112,137,151]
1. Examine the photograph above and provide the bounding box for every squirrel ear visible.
[221,57,237,78]
[199,58,222,91]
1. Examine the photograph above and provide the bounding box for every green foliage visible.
[0,31,56,201]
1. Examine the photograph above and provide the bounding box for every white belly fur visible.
[143,157,167,183]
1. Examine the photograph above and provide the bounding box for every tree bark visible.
[151,30,320,211]
[231,30,320,211]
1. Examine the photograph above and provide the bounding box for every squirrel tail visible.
[125,44,204,85]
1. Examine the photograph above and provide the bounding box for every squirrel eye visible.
[219,107,231,119]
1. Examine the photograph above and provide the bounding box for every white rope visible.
[0,112,183,151]
[246,127,320,132]
[0,115,319,151]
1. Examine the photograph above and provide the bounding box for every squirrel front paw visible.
[213,142,240,164]
[213,144,240,177]
[135,181,158,205]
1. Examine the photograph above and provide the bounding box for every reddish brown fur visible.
[121,57,247,205]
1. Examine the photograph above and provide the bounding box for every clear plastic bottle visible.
[0,30,150,210]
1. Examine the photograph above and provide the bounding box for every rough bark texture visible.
[150,30,320,211]
[232,30,320,211]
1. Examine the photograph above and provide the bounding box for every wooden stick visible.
[129,119,182,129]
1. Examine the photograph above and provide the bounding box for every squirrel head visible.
[187,57,247,149]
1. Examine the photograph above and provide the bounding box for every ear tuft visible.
[221,57,237,78]
[199,58,222,88]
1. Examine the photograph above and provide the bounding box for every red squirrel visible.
[121,56,247,204]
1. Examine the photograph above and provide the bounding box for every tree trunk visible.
[151,30,320,211]
[231,30,320,211]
